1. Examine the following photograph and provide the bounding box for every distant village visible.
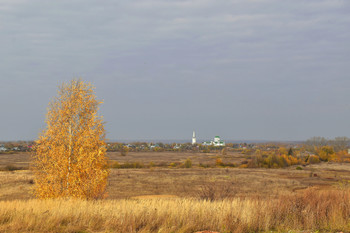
[0,132,251,153]
[1,134,350,157]
[0,142,33,152]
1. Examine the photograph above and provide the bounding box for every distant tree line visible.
[305,136,350,152]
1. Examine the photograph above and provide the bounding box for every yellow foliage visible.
[308,155,320,164]
[317,146,335,161]
[288,155,300,165]
[215,158,223,167]
[278,147,288,155]
[334,150,349,162]
[32,79,109,199]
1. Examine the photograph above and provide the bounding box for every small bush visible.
[216,158,224,167]
[308,155,320,164]
[131,162,144,168]
[184,158,192,168]
[120,146,129,156]
[198,183,236,201]
[201,147,211,153]
[118,162,145,169]
[111,162,120,169]
[296,166,303,170]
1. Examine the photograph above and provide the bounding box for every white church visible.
[203,135,225,146]
[192,131,225,146]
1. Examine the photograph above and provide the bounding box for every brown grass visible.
[1,152,350,232]
[0,151,243,170]
[0,188,349,232]
[107,151,246,167]
[2,163,350,201]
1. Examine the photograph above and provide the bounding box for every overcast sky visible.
[1,0,350,141]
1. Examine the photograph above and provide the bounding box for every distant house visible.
[149,144,160,149]
[203,136,225,147]
[0,146,7,152]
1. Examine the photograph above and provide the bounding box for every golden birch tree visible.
[32,79,109,199]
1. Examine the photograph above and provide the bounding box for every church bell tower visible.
[192,131,196,145]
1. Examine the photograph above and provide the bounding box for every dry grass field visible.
[1,151,350,232]
[1,188,350,232]
[0,189,350,233]
[107,151,247,165]
[0,151,246,170]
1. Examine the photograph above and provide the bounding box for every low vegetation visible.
[242,146,350,169]
[0,188,349,232]
[1,136,350,232]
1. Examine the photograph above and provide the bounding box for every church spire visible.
[192,131,196,145]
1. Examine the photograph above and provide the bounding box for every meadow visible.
[0,151,350,232]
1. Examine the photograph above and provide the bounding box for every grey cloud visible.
[0,0,349,141]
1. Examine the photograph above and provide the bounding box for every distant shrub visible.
[184,158,192,168]
[198,183,236,201]
[308,155,320,164]
[120,146,129,156]
[201,147,211,153]
[296,166,303,170]
[317,146,335,161]
[132,162,144,168]
[111,162,120,169]
[154,147,165,152]
[116,162,145,169]
[215,158,224,167]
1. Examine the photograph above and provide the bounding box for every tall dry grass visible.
[0,188,349,232]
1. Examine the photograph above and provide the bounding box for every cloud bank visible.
[0,0,349,141]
